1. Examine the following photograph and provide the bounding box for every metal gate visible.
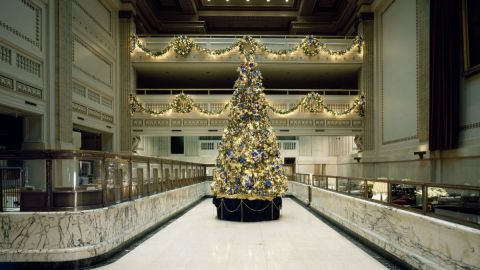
[1,167,23,211]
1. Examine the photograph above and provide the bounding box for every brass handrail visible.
[0,150,208,212]
[290,173,480,229]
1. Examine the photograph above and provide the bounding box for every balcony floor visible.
[94,198,392,270]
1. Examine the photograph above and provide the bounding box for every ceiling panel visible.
[126,0,373,35]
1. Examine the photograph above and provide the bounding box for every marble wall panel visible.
[0,182,209,262]
[301,184,480,270]
[288,181,309,205]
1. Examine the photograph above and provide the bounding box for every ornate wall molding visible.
[460,122,480,131]
[16,81,42,98]
[0,74,14,90]
[315,119,325,126]
[16,53,41,77]
[210,119,228,126]
[144,119,169,127]
[379,0,418,145]
[383,135,418,145]
[0,44,12,64]
[132,119,144,127]
[132,117,362,130]
[0,72,43,99]
[72,80,113,110]
[0,0,41,49]
[271,119,288,126]
[73,35,112,87]
[326,120,351,127]
[72,101,114,124]
[73,0,111,36]
[183,119,208,126]
[289,119,314,127]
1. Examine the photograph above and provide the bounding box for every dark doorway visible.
[77,129,102,151]
[0,114,23,150]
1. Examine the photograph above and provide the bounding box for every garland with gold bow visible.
[130,92,365,117]
[132,35,363,58]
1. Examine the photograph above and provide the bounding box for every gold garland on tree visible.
[133,35,363,58]
[130,92,365,117]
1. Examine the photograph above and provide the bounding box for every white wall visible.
[381,0,417,144]
[139,135,354,175]
[71,0,121,150]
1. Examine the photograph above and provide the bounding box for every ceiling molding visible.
[126,0,374,35]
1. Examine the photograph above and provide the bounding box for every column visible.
[119,11,134,152]
[55,0,73,149]
[359,12,374,151]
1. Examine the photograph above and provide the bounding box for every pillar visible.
[359,12,374,151]
[119,11,134,152]
[55,0,73,149]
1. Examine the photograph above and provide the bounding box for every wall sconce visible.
[354,157,361,163]
[414,151,426,159]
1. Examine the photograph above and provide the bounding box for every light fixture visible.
[414,151,426,159]
[354,157,361,163]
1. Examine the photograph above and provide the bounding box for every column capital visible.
[119,10,135,19]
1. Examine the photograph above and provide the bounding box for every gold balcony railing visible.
[0,150,207,212]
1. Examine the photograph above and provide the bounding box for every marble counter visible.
[0,182,209,262]
[289,182,480,270]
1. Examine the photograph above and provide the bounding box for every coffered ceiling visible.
[123,0,373,35]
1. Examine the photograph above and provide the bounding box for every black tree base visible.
[212,197,282,222]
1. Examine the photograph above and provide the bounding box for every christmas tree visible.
[211,56,288,201]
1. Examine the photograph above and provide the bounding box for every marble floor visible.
[94,198,390,270]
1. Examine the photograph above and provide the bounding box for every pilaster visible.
[417,0,429,143]
[119,11,134,152]
[359,12,375,151]
[55,0,73,149]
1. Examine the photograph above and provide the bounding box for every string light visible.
[132,35,363,58]
[130,92,365,117]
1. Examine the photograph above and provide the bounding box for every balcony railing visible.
[291,173,480,229]
[135,88,361,96]
[0,150,207,212]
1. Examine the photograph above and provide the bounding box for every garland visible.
[130,92,365,117]
[133,35,362,58]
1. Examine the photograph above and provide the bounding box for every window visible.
[283,142,296,150]
[201,142,216,150]
[463,0,480,76]
[170,136,184,154]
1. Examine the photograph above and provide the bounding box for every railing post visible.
[363,179,368,199]
[0,168,3,212]
[102,157,107,206]
[170,161,174,190]
[146,161,150,195]
[137,167,144,198]
[159,162,163,192]
[422,185,428,214]
[347,178,351,194]
[387,181,392,203]
[153,167,159,193]
[46,159,53,210]
[335,177,339,192]
[128,160,133,201]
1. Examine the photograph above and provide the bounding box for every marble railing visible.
[0,181,212,262]
[289,181,480,270]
